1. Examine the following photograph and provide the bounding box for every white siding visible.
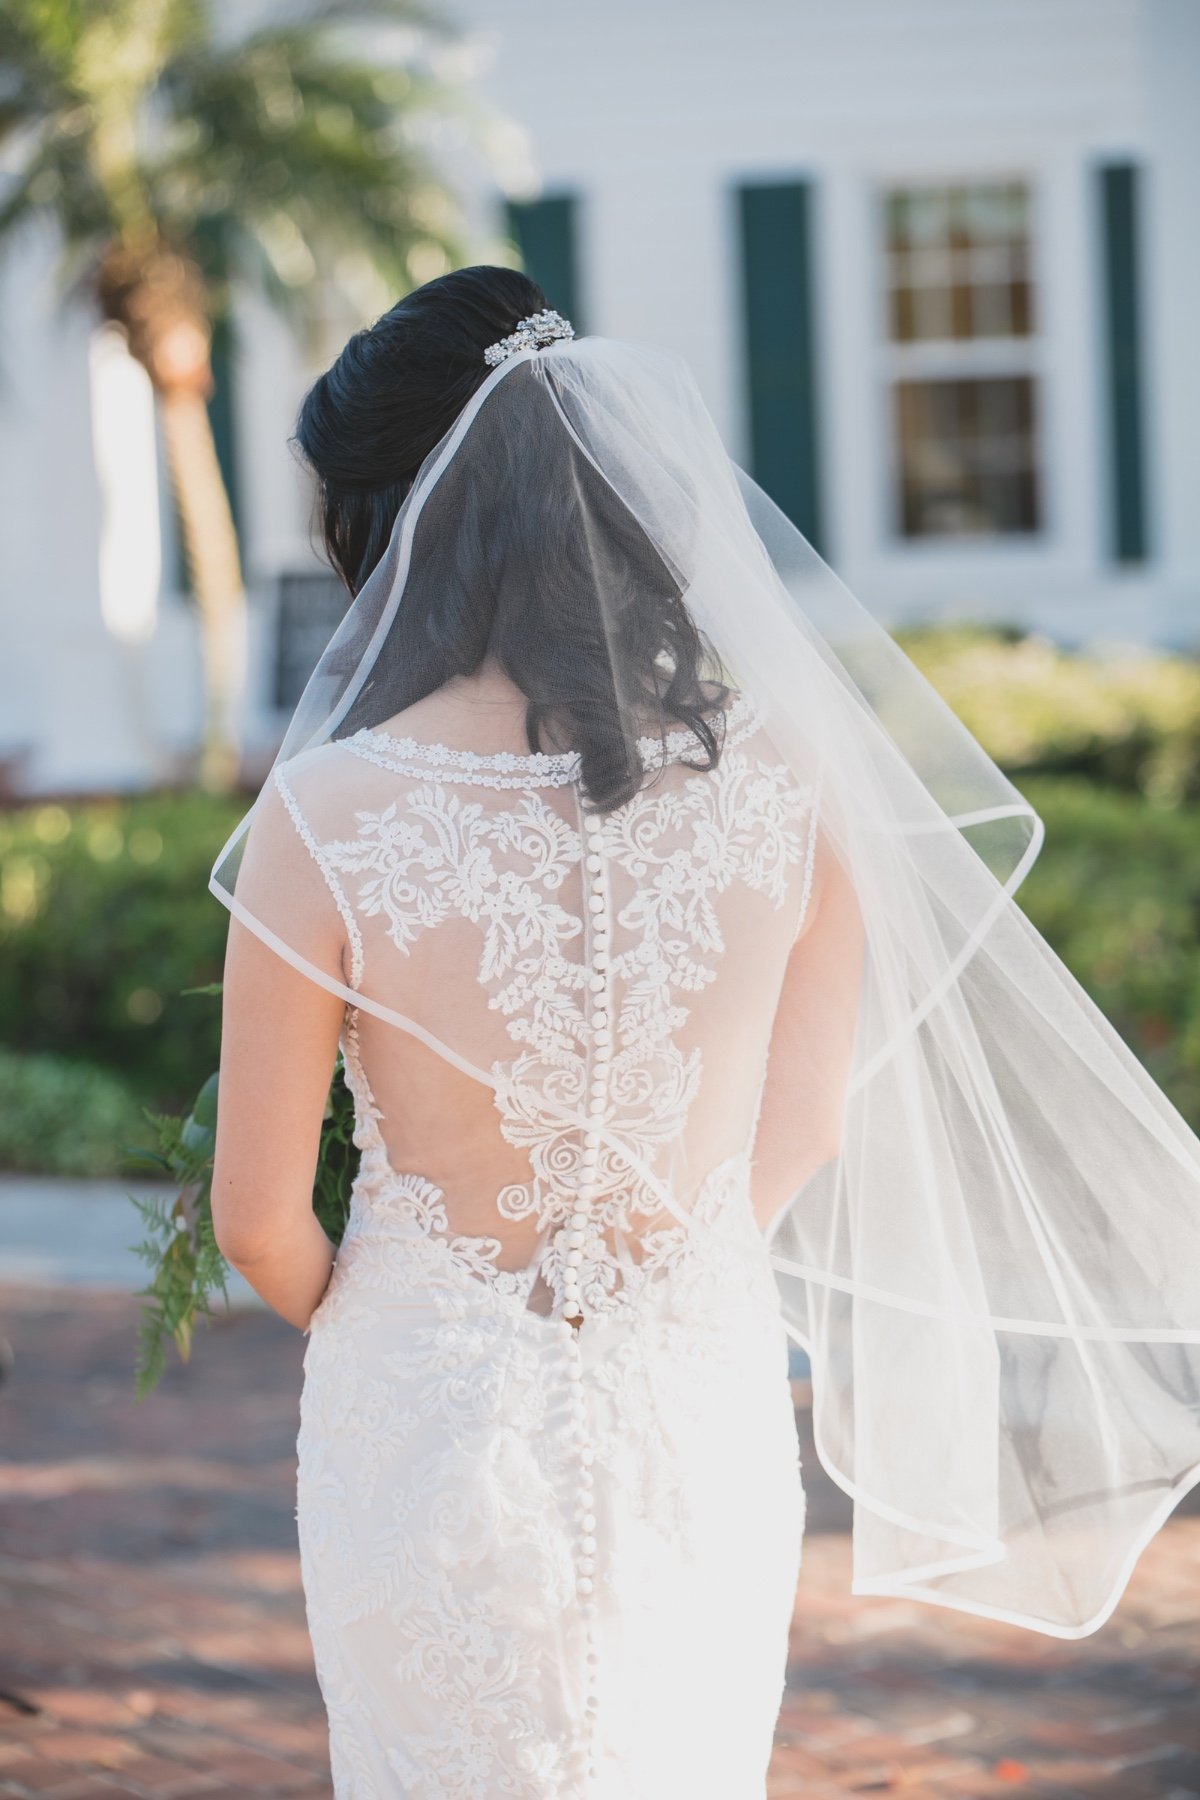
[0,0,1196,793]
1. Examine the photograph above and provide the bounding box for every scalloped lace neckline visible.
[344,690,761,787]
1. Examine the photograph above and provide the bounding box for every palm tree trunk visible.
[159,386,246,792]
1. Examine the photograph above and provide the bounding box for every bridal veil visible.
[211,332,1200,1638]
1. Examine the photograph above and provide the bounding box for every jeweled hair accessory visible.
[483,308,575,368]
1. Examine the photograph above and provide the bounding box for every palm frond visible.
[153,25,463,294]
[0,7,77,145]
[252,0,447,31]
[0,0,472,341]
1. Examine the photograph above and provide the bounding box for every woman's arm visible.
[211,917,347,1328]
[751,833,865,1232]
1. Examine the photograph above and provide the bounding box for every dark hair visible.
[294,265,728,810]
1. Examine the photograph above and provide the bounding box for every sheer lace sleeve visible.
[227,754,360,993]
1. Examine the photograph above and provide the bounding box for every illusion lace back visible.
[255,693,818,1797]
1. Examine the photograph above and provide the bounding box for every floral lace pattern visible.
[284,692,818,1320]
[300,1140,802,1798]
[287,695,812,1795]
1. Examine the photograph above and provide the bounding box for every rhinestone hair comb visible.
[483,308,576,368]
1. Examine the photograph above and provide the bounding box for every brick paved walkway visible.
[0,1283,1196,1799]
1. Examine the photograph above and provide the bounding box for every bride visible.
[208,267,1200,1798]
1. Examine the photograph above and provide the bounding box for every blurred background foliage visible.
[0,789,237,1171]
[2,625,1200,1172]
[900,626,1200,803]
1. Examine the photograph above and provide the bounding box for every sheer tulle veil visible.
[211,332,1200,1638]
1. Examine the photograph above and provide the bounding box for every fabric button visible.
[588,894,605,914]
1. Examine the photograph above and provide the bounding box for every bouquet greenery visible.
[128,990,359,1395]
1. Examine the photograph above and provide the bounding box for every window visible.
[882,181,1041,540]
[273,570,350,710]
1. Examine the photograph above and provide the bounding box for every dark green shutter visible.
[207,314,240,537]
[505,195,583,330]
[1099,163,1147,563]
[170,314,241,594]
[737,180,824,553]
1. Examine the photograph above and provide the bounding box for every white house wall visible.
[0,230,206,793]
[0,0,1196,795]
[459,0,1187,642]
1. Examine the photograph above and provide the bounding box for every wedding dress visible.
[279,691,814,1796]
[213,326,1200,1797]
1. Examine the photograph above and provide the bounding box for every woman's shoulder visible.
[258,738,384,843]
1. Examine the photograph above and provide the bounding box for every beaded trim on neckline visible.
[340,691,762,789]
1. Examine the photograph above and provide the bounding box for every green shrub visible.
[3,641,1200,1146]
[1018,776,1200,1126]
[899,627,1200,802]
[0,789,242,1111]
[0,1046,152,1176]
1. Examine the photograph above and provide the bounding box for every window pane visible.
[886,190,912,250]
[977,378,1017,435]
[950,273,974,339]
[1010,276,1034,336]
[912,284,952,340]
[907,187,950,247]
[883,178,1033,342]
[891,285,917,341]
[893,375,1040,537]
[947,186,973,251]
[971,283,1012,336]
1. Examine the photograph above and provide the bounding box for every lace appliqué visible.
[290,697,810,1797]
[304,703,815,1316]
[299,1140,794,1798]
